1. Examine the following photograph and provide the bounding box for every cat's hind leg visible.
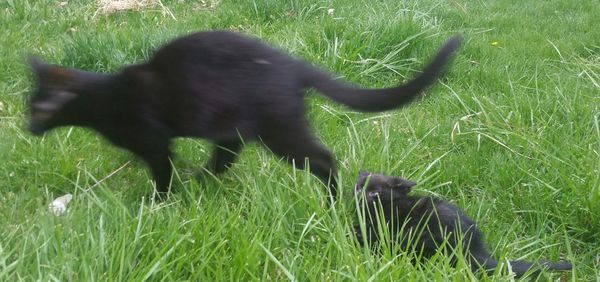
[195,139,244,181]
[260,121,338,201]
[206,139,244,173]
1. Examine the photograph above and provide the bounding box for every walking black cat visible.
[26,31,461,200]
[353,170,572,277]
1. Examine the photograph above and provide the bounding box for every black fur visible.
[26,31,461,200]
[354,170,572,277]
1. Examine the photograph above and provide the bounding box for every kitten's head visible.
[27,57,82,135]
[354,169,416,203]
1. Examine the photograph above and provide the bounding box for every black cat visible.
[26,31,461,200]
[353,170,572,277]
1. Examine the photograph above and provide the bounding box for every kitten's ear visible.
[392,178,417,193]
[358,169,370,178]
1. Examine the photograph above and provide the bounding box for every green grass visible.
[1,0,598,280]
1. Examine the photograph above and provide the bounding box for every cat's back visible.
[148,31,295,72]
[126,31,308,139]
[407,197,476,231]
[427,197,481,238]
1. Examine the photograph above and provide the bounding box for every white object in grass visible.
[49,193,73,216]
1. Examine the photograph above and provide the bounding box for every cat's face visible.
[354,170,416,203]
[27,57,80,135]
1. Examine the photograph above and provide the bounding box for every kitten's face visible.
[354,170,416,203]
[27,57,79,135]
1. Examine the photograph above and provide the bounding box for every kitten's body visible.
[354,170,572,277]
[27,31,461,199]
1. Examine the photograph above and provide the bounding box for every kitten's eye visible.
[368,191,379,198]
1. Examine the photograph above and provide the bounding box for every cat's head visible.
[354,169,416,203]
[27,57,85,135]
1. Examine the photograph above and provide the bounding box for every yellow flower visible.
[491,41,499,47]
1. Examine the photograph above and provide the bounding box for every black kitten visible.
[26,31,461,200]
[353,170,572,277]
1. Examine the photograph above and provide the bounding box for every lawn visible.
[1,0,599,280]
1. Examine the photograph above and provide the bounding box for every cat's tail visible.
[470,252,499,274]
[507,260,572,278]
[302,34,462,112]
[470,252,572,277]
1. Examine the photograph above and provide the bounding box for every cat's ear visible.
[358,169,370,178]
[28,56,74,81]
[28,56,48,74]
[392,178,416,193]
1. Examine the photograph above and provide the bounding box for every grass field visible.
[1,0,599,280]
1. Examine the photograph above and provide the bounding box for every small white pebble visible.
[49,193,73,216]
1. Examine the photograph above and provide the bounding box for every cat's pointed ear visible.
[358,169,370,177]
[392,178,416,193]
[28,56,48,73]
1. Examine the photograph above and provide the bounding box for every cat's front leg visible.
[117,126,173,200]
[354,224,379,248]
[354,225,365,245]
[140,150,173,200]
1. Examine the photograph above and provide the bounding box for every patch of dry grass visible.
[193,0,219,12]
[95,0,175,19]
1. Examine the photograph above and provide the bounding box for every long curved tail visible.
[507,260,572,278]
[471,252,572,277]
[302,34,462,112]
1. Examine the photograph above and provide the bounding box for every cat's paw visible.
[193,169,212,183]
[353,226,364,245]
